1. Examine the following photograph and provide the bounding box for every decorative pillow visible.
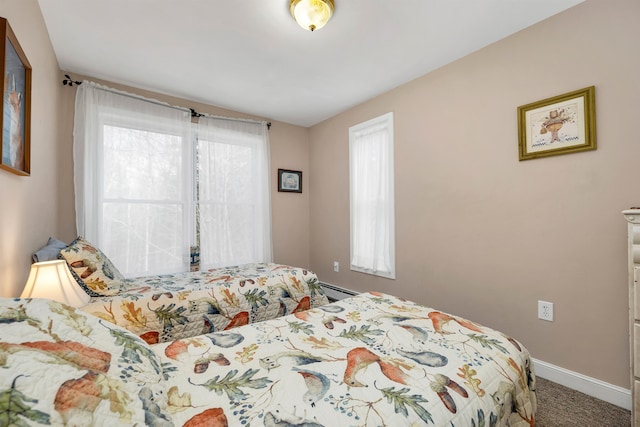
[0,297,171,426]
[59,237,124,297]
[32,237,68,262]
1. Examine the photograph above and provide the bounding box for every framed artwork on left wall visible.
[0,17,31,176]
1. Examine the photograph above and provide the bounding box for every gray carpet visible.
[535,377,631,426]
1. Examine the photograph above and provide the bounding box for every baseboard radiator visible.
[320,282,359,301]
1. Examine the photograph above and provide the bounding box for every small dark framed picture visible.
[278,169,302,193]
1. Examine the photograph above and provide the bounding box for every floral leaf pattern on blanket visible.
[0,376,51,426]
[192,368,272,400]
[81,263,329,344]
[0,298,170,426]
[380,385,434,423]
[152,291,537,426]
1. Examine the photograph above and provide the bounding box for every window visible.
[74,83,271,277]
[101,121,192,277]
[196,117,272,270]
[349,112,395,279]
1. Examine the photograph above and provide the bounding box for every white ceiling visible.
[38,0,584,127]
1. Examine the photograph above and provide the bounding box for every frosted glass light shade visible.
[290,0,334,32]
[21,260,90,307]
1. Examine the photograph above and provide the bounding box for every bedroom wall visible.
[0,0,63,298]
[56,76,312,271]
[309,0,639,389]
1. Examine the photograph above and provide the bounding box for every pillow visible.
[59,237,124,297]
[32,237,68,262]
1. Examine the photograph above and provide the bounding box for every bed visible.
[0,292,536,426]
[81,263,328,345]
[53,237,329,344]
[152,291,536,426]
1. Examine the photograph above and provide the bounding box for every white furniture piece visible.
[623,209,640,426]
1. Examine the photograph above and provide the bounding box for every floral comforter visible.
[0,293,535,426]
[0,298,169,426]
[80,263,328,344]
[153,291,537,426]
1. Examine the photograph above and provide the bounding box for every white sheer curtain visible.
[74,82,192,277]
[196,116,272,269]
[349,112,395,279]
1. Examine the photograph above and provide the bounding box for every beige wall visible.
[309,0,639,388]
[270,123,311,267]
[0,0,63,297]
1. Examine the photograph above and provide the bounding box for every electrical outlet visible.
[538,300,554,321]
[333,261,339,272]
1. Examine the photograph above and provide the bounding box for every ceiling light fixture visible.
[289,0,334,32]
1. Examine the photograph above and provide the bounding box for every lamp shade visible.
[290,0,334,32]
[21,260,90,307]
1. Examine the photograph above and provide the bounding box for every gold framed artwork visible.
[517,86,596,161]
[0,17,31,176]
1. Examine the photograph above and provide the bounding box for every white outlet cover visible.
[538,300,554,321]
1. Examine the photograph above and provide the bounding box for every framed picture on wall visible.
[278,169,302,193]
[517,86,596,161]
[0,17,31,176]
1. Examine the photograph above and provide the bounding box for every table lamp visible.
[21,260,90,307]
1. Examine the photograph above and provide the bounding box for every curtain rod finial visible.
[62,74,82,87]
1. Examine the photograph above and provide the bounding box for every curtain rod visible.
[190,108,271,130]
[63,75,271,130]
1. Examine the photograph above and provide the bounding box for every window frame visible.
[349,112,396,279]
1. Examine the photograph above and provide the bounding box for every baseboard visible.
[532,358,631,410]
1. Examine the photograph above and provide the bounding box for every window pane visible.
[103,125,183,201]
[198,140,254,204]
[103,202,186,276]
[101,125,189,276]
[197,137,258,268]
[199,203,256,267]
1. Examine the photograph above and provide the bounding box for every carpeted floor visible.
[535,377,631,426]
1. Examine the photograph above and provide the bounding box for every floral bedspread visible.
[0,298,170,426]
[81,263,328,344]
[152,291,537,426]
